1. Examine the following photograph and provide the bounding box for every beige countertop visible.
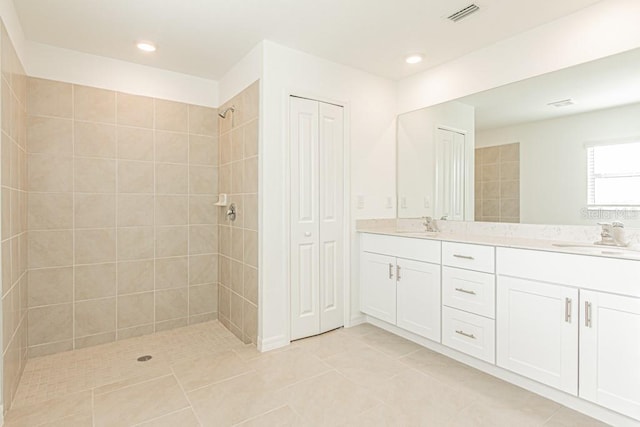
[357,227,640,261]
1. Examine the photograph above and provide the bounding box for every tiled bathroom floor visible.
[5,321,608,426]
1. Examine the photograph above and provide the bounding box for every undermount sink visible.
[551,243,640,258]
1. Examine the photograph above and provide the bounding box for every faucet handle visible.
[612,221,624,228]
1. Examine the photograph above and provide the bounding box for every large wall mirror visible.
[397,47,640,227]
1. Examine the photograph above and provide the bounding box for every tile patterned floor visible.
[5,321,609,426]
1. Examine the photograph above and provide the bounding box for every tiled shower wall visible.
[0,22,28,412]
[218,81,259,344]
[474,143,520,223]
[26,77,219,357]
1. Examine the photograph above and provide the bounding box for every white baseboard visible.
[257,334,290,352]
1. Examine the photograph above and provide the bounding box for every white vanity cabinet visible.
[441,242,496,363]
[497,247,640,421]
[360,233,441,342]
[580,290,640,420]
[497,276,579,395]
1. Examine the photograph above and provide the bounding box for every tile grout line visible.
[115,91,119,342]
[71,83,76,351]
[169,366,204,427]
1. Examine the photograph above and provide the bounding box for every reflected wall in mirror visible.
[397,47,640,227]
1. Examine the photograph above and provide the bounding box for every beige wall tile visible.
[500,143,520,162]
[243,300,257,344]
[74,194,115,228]
[219,132,231,165]
[116,93,153,128]
[189,284,217,316]
[155,288,188,321]
[500,162,520,181]
[482,199,500,218]
[27,340,73,358]
[244,230,258,268]
[74,122,116,158]
[189,135,217,166]
[155,317,188,332]
[117,127,153,161]
[219,225,231,257]
[75,298,116,337]
[156,131,188,163]
[189,312,216,325]
[219,255,230,287]
[28,154,72,192]
[75,332,115,349]
[481,146,500,164]
[1,136,10,186]
[242,81,259,123]
[28,192,73,230]
[117,194,154,227]
[27,303,72,345]
[75,158,116,193]
[244,119,259,158]
[481,164,499,182]
[243,156,258,193]
[118,260,154,295]
[75,228,116,264]
[244,194,258,231]
[189,105,217,136]
[189,254,217,286]
[28,78,72,118]
[189,195,216,225]
[230,227,243,262]
[481,181,499,200]
[28,230,73,268]
[117,160,153,194]
[244,266,258,305]
[219,164,231,194]
[156,226,188,258]
[230,260,243,296]
[190,165,217,194]
[155,257,188,289]
[117,292,154,329]
[74,85,115,124]
[231,127,244,162]
[231,161,243,194]
[75,263,116,300]
[156,163,188,194]
[27,267,73,307]
[501,198,520,218]
[155,99,188,132]
[218,285,230,320]
[156,195,188,225]
[1,189,8,240]
[117,227,154,260]
[117,324,153,340]
[500,180,520,199]
[189,224,217,255]
[230,291,243,328]
[27,116,72,155]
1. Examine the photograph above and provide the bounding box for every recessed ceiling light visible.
[405,54,424,65]
[136,42,156,52]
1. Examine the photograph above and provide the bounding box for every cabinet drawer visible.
[442,242,495,273]
[442,306,495,364]
[361,233,440,264]
[442,267,495,318]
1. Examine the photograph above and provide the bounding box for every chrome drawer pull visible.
[564,297,572,323]
[455,287,476,295]
[453,254,474,260]
[455,330,476,339]
[585,301,592,328]
[388,263,394,279]
[396,265,401,281]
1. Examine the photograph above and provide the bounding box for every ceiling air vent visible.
[447,4,480,22]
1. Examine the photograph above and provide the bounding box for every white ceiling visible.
[14,0,601,81]
[460,46,640,130]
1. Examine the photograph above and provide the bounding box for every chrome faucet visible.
[595,222,628,247]
[422,216,439,233]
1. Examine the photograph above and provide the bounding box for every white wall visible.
[398,0,640,114]
[259,41,397,350]
[218,42,263,105]
[25,42,219,107]
[476,102,640,227]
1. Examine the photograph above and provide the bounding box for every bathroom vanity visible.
[358,230,640,426]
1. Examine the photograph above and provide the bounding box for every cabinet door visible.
[396,258,441,341]
[497,276,578,394]
[580,290,640,420]
[360,252,396,324]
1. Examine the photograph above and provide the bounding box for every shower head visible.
[218,106,235,118]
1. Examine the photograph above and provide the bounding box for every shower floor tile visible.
[5,321,609,426]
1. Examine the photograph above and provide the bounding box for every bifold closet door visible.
[290,96,344,340]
